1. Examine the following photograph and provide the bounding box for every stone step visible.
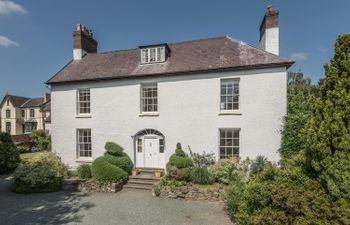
[127,179,157,186]
[123,184,153,190]
[129,175,161,181]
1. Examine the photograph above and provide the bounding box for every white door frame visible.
[134,129,165,169]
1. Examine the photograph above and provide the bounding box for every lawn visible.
[20,152,49,161]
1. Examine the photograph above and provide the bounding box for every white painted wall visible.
[259,28,279,55]
[51,67,287,168]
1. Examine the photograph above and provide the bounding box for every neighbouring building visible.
[46,6,293,169]
[0,93,51,135]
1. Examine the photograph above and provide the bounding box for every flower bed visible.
[154,182,225,202]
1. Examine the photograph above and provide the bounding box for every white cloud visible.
[0,0,27,15]
[0,35,19,47]
[290,52,308,61]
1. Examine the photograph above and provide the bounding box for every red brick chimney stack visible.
[72,23,98,60]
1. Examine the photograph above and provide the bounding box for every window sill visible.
[218,111,242,116]
[76,158,93,163]
[139,112,159,117]
[76,114,92,118]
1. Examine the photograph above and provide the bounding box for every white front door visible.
[144,137,159,168]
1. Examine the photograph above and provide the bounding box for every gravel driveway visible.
[0,176,233,225]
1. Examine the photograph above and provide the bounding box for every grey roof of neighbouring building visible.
[46,36,294,84]
[21,97,45,108]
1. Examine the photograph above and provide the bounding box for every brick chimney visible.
[259,5,279,55]
[72,24,98,60]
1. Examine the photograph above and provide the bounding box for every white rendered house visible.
[46,6,293,169]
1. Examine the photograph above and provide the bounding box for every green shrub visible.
[104,154,133,174]
[31,130,51,151]
[91,156,128,184]
[0,132,20,174]
[166,165,191,181]
[168,155,193,169]
[105,142,124,156]
[159,177,184,187]
[12,152,67,193]
[189,167,213,185]
[77,164,92,179]
[209,159,237,184]
[250,155,269,176]
[17,145,30,153]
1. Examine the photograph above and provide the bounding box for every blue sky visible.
[0,0,349,98]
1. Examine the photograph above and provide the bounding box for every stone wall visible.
[154,183,225,202]
[78,179,123,193]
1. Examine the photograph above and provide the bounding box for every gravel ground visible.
[0,176,233,225]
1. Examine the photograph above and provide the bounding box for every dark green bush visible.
[91,156,128,184]
[77,164,92,179]
[12,152,67,193]
[168,155,193,169]
[105,142,124,156]
[104,154,133,174]
[189,167,213,184]
[0,132,20,174]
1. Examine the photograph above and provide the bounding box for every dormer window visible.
[140,45,167,64]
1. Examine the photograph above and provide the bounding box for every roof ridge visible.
[8,94,30,99]
[95,35,228,55]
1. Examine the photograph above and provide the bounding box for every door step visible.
[124,168,164,190]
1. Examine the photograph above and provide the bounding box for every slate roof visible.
[6,95,30,107]
[21,98,45,108]
[46,36,294,84]
[1,95,48,109]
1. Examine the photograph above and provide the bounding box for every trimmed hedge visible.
[91,156,128,184]
[105,142,124,157]
[77,164,92,179]
[12,152,67,193]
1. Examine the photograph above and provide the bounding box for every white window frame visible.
[141,83,158,113]
[77,89,91,115]
[77,129,92,159]
[220,78,240,112]
[140,46,166,64]
[219,128,240,162]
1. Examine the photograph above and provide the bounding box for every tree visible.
[279,71,314,159]
[0,132,20,174]
[303,34,350,201]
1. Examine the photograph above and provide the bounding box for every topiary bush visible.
[166,143,193,181]
[104,154,133,174]
[209,159,237,184]
[12,152,67,193]
[105,142,124,157]
[189,167,213,185]
[168,155,193,169]
[0,132,20,174]
[91,156,128,184]
[77,164,92,179]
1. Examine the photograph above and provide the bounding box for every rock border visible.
[77,179,124,193]
[153,182,226,202]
